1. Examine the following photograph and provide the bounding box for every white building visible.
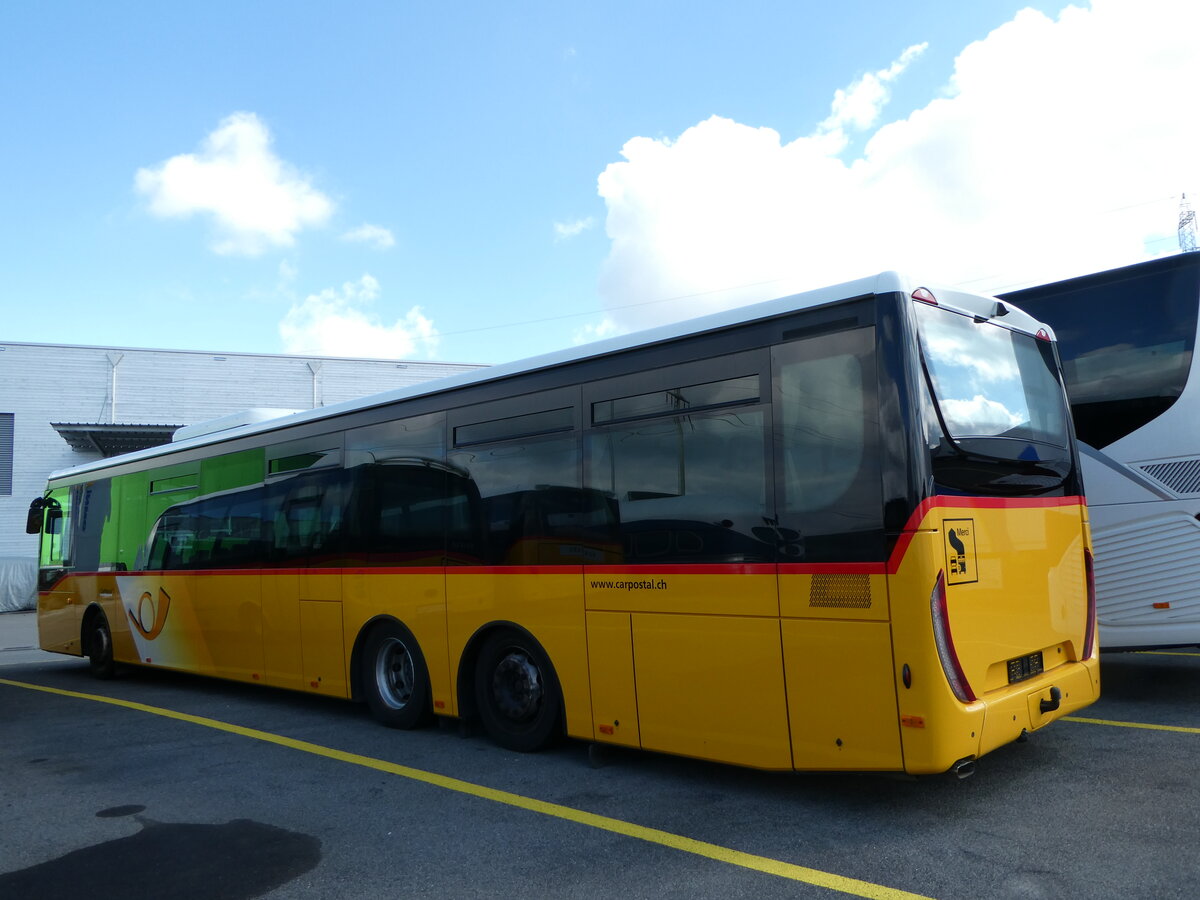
[0,341,483,608]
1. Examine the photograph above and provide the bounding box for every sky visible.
[2,0,1197,366]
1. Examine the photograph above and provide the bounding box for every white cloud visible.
[555,217,595,241]
[817,43,927,140]
[341,223,396,249]
[572,317,623,345]
[279,274,439,359]
[596,0,1200,332]
[135,112,333,256]
[940,394,1024,434]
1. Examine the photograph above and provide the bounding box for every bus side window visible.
[449,433,581,566]
[586,409,770,564]
[269,469,348,566]
[772,327,883,562]
[147,509,188,570]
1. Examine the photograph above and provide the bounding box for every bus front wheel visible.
[85,611,115,680]
[474,629,562,753]
[362,622,433,729]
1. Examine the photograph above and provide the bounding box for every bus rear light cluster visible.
[912,287,938,305]
[1082,549,1097,660]
[931,571,976,703]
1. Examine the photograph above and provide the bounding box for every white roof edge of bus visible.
[918,281,1051,341]
[173,408,306,443]
[48,271,1020,482]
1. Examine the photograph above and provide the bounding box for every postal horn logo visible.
[129,587,172,640]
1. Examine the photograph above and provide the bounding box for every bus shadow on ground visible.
[0,806,320,900]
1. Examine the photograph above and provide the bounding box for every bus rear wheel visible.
[474,629,562,752]
[85,612,115,680]
[362,622,433,729]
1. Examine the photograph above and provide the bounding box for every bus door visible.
[182,488,265,683]
[32,488,77,654]
[261,468,350,696]
[772,325,903,772]
[583,357,792,770]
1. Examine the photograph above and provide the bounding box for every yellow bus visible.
[26,272,1099,776]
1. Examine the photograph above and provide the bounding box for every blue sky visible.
[2,1,1196,365]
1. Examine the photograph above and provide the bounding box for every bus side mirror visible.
[25,498,47,534]
[27,498,62,534]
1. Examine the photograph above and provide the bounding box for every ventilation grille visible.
[0,413,12,496]
[810,574,872,609]
[1139,458,1200,495]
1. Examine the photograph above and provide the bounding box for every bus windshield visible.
[913,301,1074,492]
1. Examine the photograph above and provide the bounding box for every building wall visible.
[0,341,483,560]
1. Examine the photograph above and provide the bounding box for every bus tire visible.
[474,628,562,753]
[362,622,433,729]
[85,611,116,680]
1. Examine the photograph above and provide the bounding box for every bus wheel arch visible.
[355,617,434,730]
[462,622,563,753]
[81,605,116,680]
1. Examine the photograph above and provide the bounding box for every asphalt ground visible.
[1,612,1198,900]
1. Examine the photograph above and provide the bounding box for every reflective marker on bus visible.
[26,271,1099,776]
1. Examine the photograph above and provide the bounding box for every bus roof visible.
[46,271,1030,483]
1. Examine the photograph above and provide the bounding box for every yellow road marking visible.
[1,677,929,900]
[1135,650,1200,658]
[1064,716,1200,735]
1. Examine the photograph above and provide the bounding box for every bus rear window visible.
[913,302,1070,452]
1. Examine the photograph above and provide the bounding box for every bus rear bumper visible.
[977,658,1099,758]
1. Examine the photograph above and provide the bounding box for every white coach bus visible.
[1002,253,1200,649]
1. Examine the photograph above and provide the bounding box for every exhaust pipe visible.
[951,757,976,780]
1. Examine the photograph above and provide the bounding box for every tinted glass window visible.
[454,408,573,446]
[269,470,350,565]
[773,327,882,562]
[171,491,273,569]
[347,413,445,465]
[147,469,352,570]
[450,434,597,565]
[268,450,339,475]
[345,413,482,565]
[1003,260,1200,448]
[150,473,199,494]
[68,480,112,571]
[913,302,1069,449]
[587,409,771,564]
[592,376,759,424]
[147,508,191,570]
[357,461,482,565]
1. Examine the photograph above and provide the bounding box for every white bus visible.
[1001,253,1200,649]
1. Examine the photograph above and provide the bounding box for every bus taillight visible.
[931,571,976,703]
[1082,549,1097,660]
[912,287,938,305]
